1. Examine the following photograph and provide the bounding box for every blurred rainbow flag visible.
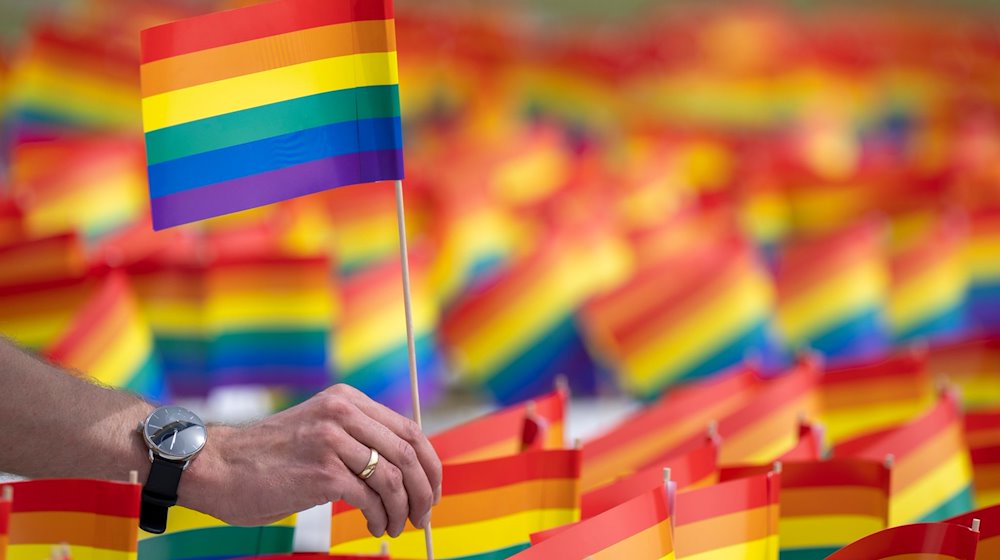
[0,272,98,349]
[138,507,295,560]
[45,271,165,400]
[930,337,1000,411]
[964,409,1000,508]
[0,232,85,289]
[967,208,1000,332]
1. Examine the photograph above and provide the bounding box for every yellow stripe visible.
[975,488,1000,509]
[87,323,154,387]
[7,544,134,560]
[679,536,775,560]
[778,515,884,548]
[591,518,674,559]
[966,237,1000,280]
[621,273,771,394]
[141,301,204,335]
[9,60,137,126]
[891,452,972,525]
[337,294,436,370]
[0,313,78,349]
[138,507,294,539]
[820,395,934,444]
[331,508,576,559]
[141,51,398,132]
[778,259,887,346]
[206,293,330,331]
[888,253,966,333]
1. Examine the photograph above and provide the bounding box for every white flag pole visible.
[393,179,434,559]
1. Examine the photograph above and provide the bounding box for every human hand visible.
[181,384,442,537]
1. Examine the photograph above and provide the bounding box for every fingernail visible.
[420,513,431,529]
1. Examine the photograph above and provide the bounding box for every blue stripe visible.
[148,116,403,197]
[893,304,967,344]
[800,308,888,365]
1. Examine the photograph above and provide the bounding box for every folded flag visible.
[834,392,974,524]
[138,507,295,560]
[330,449,580,559]
[929,336,1000,410]
[140,0,404,229]
[45,271,165,400]
[826,521,979,560]
[2,478,139,560]
[964,408,1000,508]
[674,470,781,559]
[581,364,760,491]
[430,387,566,464]
[819,350,935,443]
[581,436,717,519]
[946,505,1000,560]
[510,486,675,560]
[721,459,891,560]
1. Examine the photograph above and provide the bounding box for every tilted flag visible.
[826,522,980,560]
[510,486,675,560]
[835,392,974,524]
[2,478,140,560]
[964,408,1000,508]
[430,387,566,464]
[929,336,1000,411]
[140,0,404,229]
[720,459,891,560]
[138,507,295,560]
[330,449,580,559]
[947,505,1000,560]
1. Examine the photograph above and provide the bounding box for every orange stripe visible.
[893,425,965,490]
[330,478,576,543]
[971,464,1000,489]
[966,426,1000,448]
[720,398,810,464]
[822,379,929,409]
[591,518,674,559]
[141,19,396,97]
[9,511,137,551]
[782,487,887,518]
[674,506,775,557]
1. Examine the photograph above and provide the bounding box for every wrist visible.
[176,424,234,515]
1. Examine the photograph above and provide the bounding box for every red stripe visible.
[965,410,1000,433]
[442,450,580,495]
[8,479,140,517]
[826,522,979,559]
[0,498,10,533]
[721,458,890,489]
[140,0,393,63]
[821,352,925,387]
[945,504,1000,539]
[44,272,130,364]
[971,445,1000,464]
[675,473,773,524]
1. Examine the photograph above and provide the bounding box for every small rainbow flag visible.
[138,507,295,560]
[2,478,140,560]
[826,521,980,560]
[835,392,974,524]
[430,387,566,465]
[511,486,675,560]
[140,0,404,229]
[674,470,781,559]
[45,271,165,400]
[946,505,1000,560]
[721,459,891,560]
[330,449,580,559]
[963,408,1000,508]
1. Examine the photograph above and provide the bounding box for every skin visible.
[0,337,441,537]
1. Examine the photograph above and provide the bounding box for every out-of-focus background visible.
[2,0,1000,550]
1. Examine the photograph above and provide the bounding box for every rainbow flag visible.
[581,364,760,491]
[834,393,974,524]
[2,478,139,560]
[204,253,333,390]
[0,273,98,349]
[721,459,891,560]
[323,185,411,274]
[826,522,980,560]
[581,437,717,520]
[138,507,295,560]
[966,208,1000,332]
[964,409,1000,508]
[139,0,404,229]
[929,336,1000,410]
[819,351,935,443]
[330,449,580,559]
[946,505,1000,560]
[430,387,566,464]
[0,233,86,289]
[45,271,165,400]
[775,221,889,363]
[581,236,776,400]
[334,250,445,415]
[511,486,674,560]
[674,471,781,559]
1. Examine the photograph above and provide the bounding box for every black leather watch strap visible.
[139,456,185,534]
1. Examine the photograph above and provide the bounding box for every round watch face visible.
[143,406,207,462]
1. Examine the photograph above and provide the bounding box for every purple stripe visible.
[150,149,404,230]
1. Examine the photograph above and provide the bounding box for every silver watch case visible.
[139,406,207,466]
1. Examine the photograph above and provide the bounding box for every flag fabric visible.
[2,478,140,560]
[929,336,1000,411]
[834,392,974,524]
[581,436,717,520]
[330,449,580,559]
[0,232,86,289]
[819,351,935,444]
[581,364,761,491]
[510,486,675,560]
[138,507,295,560]
[721,459,891,560]
[139,0,404,229]
[0,272,98,349]
[966,208,1000,332]
[946,505,1000,560]
[778,420,826,461]
[44,271,165,400]
[964,408,1000,508]
[825,522,979,560]
[673,471,781,559]
[0,487,9,560]
[430,387,566,464]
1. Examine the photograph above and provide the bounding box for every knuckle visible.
[396,439,419,467]
[385,465,404,491]
[399,418,422,442]
[321,395,353,421]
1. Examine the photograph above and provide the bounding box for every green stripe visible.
[137,525,294,560]
[916,484,974,522]
[122,351,164,399]
[450,543,530,560]
[145,85,400,165]
[779,546,839,560]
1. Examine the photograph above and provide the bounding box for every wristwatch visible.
[137,406,207,534]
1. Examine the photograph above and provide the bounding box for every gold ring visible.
[358,448,379,480]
